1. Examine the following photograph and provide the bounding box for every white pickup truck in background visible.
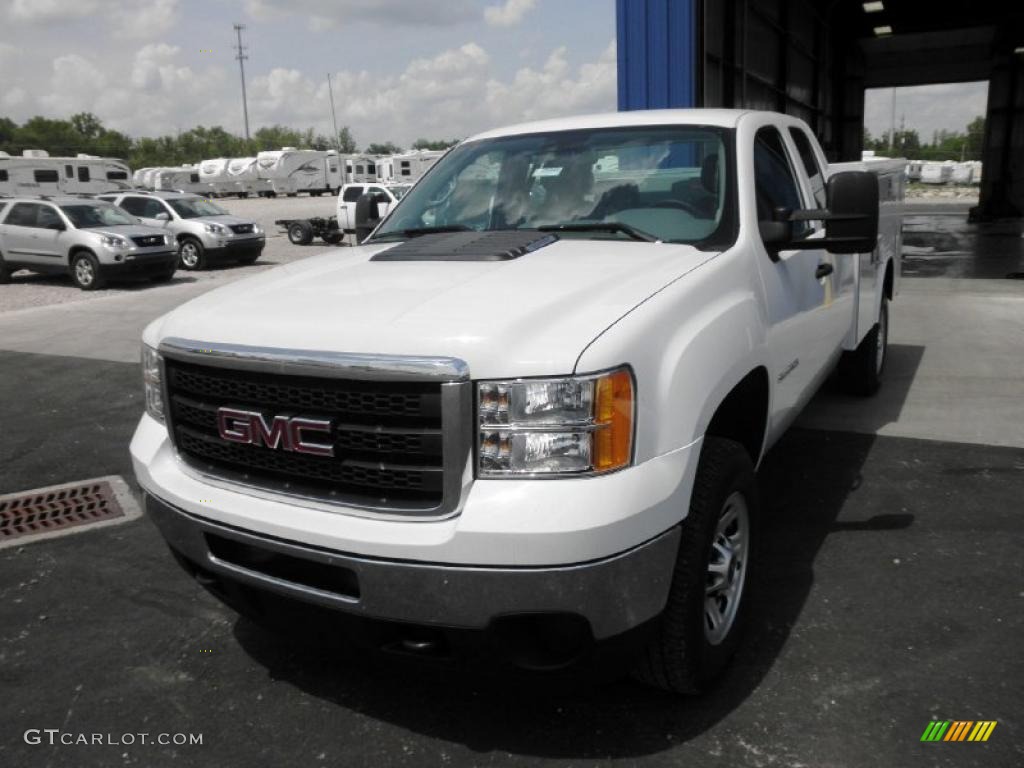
[132,109,901,693]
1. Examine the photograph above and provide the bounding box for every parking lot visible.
[1,200,1021,767]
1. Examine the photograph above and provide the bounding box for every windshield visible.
[61,203,138,229]
[168,198,229,218]
[372,126,733,245]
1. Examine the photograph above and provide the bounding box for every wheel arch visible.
[67,245,96,264]
[703,366,770,466]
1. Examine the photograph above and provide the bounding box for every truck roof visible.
[466,108,756,143]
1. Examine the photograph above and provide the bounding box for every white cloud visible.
[1,37,617,149]
[113,0,179,39]
[484,0,537,27]
[9,0,99,22]
[5,0,178,39]
[243,0,479,27]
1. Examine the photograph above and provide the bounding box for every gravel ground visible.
[0,195,342,314]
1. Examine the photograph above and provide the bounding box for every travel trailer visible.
[226,157,273,197]
[374,150,444,184]
[198,158,233,196]
[0,150,131,196]
[950,162,975,185]
[342,154,378,184]
[255,148,341,196]
[152,165,209,195]
[133,167,156,187]
[920,161,953,184]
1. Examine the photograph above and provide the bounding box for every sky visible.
[0,1,991,149]
[0,0,617,147]
[863,82,989,142]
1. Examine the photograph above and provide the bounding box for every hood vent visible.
[371,230,557,262]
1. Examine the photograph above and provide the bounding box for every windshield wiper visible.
[372,225,472,242]
[537,222,659,242]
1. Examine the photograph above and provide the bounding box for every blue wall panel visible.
[616,0,698,111]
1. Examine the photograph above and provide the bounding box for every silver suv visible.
[0,196,177,290]
[98,190,265,270]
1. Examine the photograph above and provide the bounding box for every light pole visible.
[327,73,340,150]
[234,24,250,142]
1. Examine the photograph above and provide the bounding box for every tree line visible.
[863,115,985,162]
[0,112,460,168]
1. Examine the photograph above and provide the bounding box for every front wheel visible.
[634,437,758,694]
[71,252,106,290]
[838,296,888,396]
[322,230,344,245]
[178,238,206,270]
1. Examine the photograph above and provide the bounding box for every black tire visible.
[70,251,106,291]
[0,252,11,284]
[151,267,177,283]
[322,230,344,245]
[838,296,888,396]
[634,437,758,694]
[238,192,249,199]
[178,237,206,270]
[288,221,314,245]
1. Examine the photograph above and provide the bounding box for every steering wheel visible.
[651,199,702,216]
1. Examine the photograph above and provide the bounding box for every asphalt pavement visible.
[0,206,1021,767]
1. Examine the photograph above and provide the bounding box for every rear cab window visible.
[342,186,365,202]
[788,127,827,209]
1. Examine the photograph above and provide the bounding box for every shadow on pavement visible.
[232,428,903,760]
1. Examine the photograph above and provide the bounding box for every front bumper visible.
[146,492,680,639]
[203,236,265,261]
[98,250,177,275]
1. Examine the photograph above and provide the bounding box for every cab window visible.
[5,202,42,226]
[36,206,64,229]
[342,186,365,202]
[754,126,810,238]
[789,127,827,208]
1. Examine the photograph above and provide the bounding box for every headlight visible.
[253,223,263,235]
[203,223,227,235]
[100,234,129,248]
[164,234,173,245]
[142,344,165,422]
[477,367,634,477]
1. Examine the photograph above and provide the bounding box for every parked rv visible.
[342,154,379,184]
[199,158,233,197]
[920,161,953,184]
[375,150,444,184]
[256,148,342,196]
[0,150,132,196]
[226,157,273,198]
[152,165,209,195]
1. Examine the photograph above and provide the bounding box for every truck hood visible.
[188,214,256,227]
[150,239,715,378]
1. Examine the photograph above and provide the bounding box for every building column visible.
[616,0,699,110]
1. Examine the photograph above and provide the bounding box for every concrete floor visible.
[0,207,1021,767]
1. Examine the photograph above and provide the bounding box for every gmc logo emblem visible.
[217,407,334,457]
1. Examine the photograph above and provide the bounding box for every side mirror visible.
[824,171,879,254]
[154,212,170,221]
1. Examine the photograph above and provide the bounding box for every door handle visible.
[815,263,833,279]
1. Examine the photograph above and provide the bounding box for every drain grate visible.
[0,476,141,548]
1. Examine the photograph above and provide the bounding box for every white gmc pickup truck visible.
[131,110,902,692]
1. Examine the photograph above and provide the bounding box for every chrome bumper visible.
[146,493,680,640]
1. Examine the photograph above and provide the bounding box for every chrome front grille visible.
[159,339,470,517]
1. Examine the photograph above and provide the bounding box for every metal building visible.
[616,0,1024,218]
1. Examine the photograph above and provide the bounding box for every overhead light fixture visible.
[863,1,884,12]
[874,25,893,36]
[1015,46,1024,55]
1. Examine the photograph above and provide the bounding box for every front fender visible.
[576,246,770,463]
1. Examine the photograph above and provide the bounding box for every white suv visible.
[99,191,265,270]
[0,196,177,289]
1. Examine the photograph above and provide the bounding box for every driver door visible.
[751,126,834,436]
